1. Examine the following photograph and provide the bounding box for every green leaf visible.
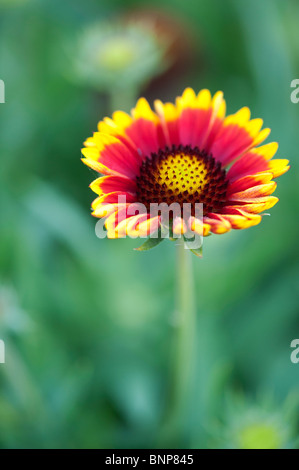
[190,246,203,258]
[134,234,165,252]
[183,234,203,258]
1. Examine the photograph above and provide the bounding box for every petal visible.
[176,88,211,147]
[98,111,133,136]
[98,113,140,156]
[82,134,141,178]
[188,216,211,236]
[104,206,129,232]
[92,191,136,206]
[84,137,97,147]
[124,98,163,157]
[92,133,141,177]
[176,87,199,110]
[227,142,280,181]
[154,99,180,147]
[154,89,226,151]
[221,212,262,229]
[203,214,231,234]
[103,203,143,231]
[179,107,213,147]
[90,175,136,196]
[172,216,188,235]
[178,89,227,149]
[204,91,227,150]
[129,215,161,238]
[210,107,270,166]
[223,197,279,214]
[227,172,274,195]
[113,213,149,238]
[104,202,150,238]
[91,203,119,218]
[81,156,117,176]
[268,159,290,178]
[228,182,277,202]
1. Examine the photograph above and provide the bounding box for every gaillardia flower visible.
[82,88,289,240]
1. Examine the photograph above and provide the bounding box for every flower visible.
[70,21,168,93]
[82,88,289,240]
[211,393,298,450]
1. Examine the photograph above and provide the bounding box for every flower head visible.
[212,393,298,450]
[71,21,167,92]
[82,88,289,241]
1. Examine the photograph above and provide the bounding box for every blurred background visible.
[0,0,299,449]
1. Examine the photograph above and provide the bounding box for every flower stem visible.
[109,87,137,114]
[173,240,196,427]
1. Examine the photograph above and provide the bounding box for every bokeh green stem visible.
[108,87,137,114]
[174,240,197,428]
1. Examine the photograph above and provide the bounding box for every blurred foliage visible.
[0,0,299,449]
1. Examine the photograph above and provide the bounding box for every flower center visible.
[99,37,136,71]
[135,145,228,215]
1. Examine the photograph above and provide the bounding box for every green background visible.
[0,0,298,449]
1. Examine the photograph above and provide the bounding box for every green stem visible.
[108,87,137,114]
[159,240,197,445]
[173,240,197,426]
